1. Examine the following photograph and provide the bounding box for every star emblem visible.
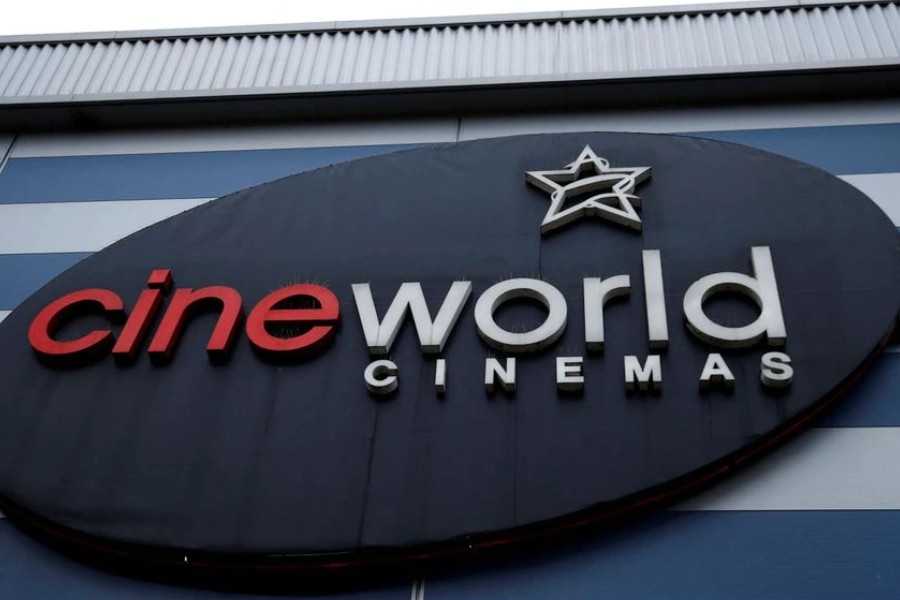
[525,146,652,234]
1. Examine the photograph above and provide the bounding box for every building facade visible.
[0,1,898,597]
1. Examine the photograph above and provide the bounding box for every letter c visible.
[28,289,125,361]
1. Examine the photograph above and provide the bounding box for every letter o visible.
[474,278,567,352]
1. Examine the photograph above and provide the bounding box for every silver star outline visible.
[525,146,652,235]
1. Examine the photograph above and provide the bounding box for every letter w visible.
[352,282,472,355]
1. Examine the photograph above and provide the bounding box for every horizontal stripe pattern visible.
[843,173,900,224]
[0,174,894,257]
[14,120,459,157]
[0,144,415,203]
[1,124,899,205]
[818,352,900,428]
[0,121,895,432]
[0,509,898,600]
[459,100,900,143]
[0,520,408,599]
[694,123,900,175]
[0,122,899,600]
[10,417,897,517]
[0,512,897,599]
[677,427,900,511]
[427,510,900,600]
[844,174,899,225]
[0,125,897,598]
[0,198,213,254]
[0,253,89,308]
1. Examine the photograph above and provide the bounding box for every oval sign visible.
[0,132,897,582]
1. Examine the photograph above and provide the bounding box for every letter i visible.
[112,269,173,364]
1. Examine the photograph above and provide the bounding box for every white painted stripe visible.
[0,173,895,255]
[13,120,458,157]
[0,311,8,324]
[840,173,900,225]
[676,427,900,511]
[0,198,214,254]
[459,99,900,141]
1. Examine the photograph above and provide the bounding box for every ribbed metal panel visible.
[0,2,898,101]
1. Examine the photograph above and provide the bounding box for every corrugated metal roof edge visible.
[1,58,894,106]
[1,59,896,132]
[0,0,889,45]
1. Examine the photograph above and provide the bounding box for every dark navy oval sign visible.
[0,132,897,581]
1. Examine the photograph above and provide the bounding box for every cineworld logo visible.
[28,246,793,394]
[0,131,896,583]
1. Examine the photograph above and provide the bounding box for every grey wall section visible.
[0,0,898,591]
[0,101,898,598]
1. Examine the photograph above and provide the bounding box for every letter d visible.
[683,246,786,348]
